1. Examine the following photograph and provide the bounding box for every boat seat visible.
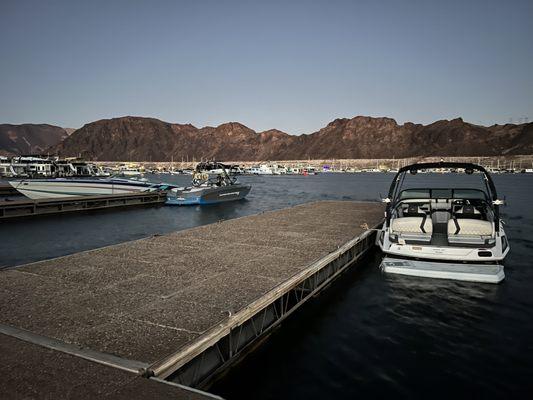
[448,219,493,236]
[453,205,483,219]
[391,217,433,234]
[401,203,430,217]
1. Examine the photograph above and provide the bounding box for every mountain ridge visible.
[2,116,532,161]
[0,123,71,156]
[45,115,533,160]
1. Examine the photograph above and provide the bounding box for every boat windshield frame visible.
[194,161,236,186]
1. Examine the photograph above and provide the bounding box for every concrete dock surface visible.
[0,334,217,400]
[0,200,383,398]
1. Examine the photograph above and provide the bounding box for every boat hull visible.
[380,256,505,284]
[9,179,156,199]
[166,184,251,205]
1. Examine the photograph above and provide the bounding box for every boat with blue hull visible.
[166,162,251,206]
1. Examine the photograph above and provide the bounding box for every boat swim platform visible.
[380,257,505,284]
[0,191,167,220]
[0,200,384,398]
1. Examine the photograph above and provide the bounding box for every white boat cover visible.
[380,256,504,284]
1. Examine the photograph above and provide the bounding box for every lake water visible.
[1,173,532,398]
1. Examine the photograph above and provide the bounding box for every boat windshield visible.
[399,188,488,201]
[389,163,497,203]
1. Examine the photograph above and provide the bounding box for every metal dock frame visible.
[0,191,167,219]
[149,227,377,387]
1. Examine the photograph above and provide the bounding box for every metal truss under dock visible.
[0,191,167,220]
[0,201,383,399]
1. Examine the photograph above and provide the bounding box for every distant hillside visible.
[51,117,298,161]
[0,124,70,156]
[49,115,533,161]
[295,117,533,159]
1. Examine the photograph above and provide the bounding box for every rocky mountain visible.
[64,128,77,136]
[0,124,71,156]
[292,117,533,159]
[51,117,299,161]
[3,116,532,161]
[49,115,533,161]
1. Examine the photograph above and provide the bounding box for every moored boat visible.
[377,162,509,283]
[8,178,172,199]
[166,162,251,205]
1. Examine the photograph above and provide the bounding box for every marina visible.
[0,200,383,398]
[1,1,531,396]
[2,155,533,180]
[1,171,532,398]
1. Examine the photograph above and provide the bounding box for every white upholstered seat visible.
[391,217,433,234]
[448,219,493,236]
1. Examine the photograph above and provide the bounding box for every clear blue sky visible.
[1,0,532,133]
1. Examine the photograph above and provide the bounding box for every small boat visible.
[9,178,172,199]
[166,162,251,205]
[377,162,509,284]
[119,165,143,177]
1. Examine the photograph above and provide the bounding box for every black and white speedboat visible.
[166,162,251,205]
[378,162,509,283]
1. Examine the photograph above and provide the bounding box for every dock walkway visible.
[0,200,383,398]
[0,191,167,219]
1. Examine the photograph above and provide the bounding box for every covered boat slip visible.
[0,201,383,396]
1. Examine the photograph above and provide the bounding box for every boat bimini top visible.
[193,161,237,186]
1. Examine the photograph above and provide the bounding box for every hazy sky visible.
[1,0,532,133]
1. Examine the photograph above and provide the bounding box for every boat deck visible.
[0,200,383,397]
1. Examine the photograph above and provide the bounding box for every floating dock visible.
[0,183,18,196]
[0,200,383,398]
[0,191,167,220]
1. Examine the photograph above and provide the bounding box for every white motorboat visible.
[377,162,509,284]
[8,178,172,199]
[248,164,274,175]
[119,166,143,176]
